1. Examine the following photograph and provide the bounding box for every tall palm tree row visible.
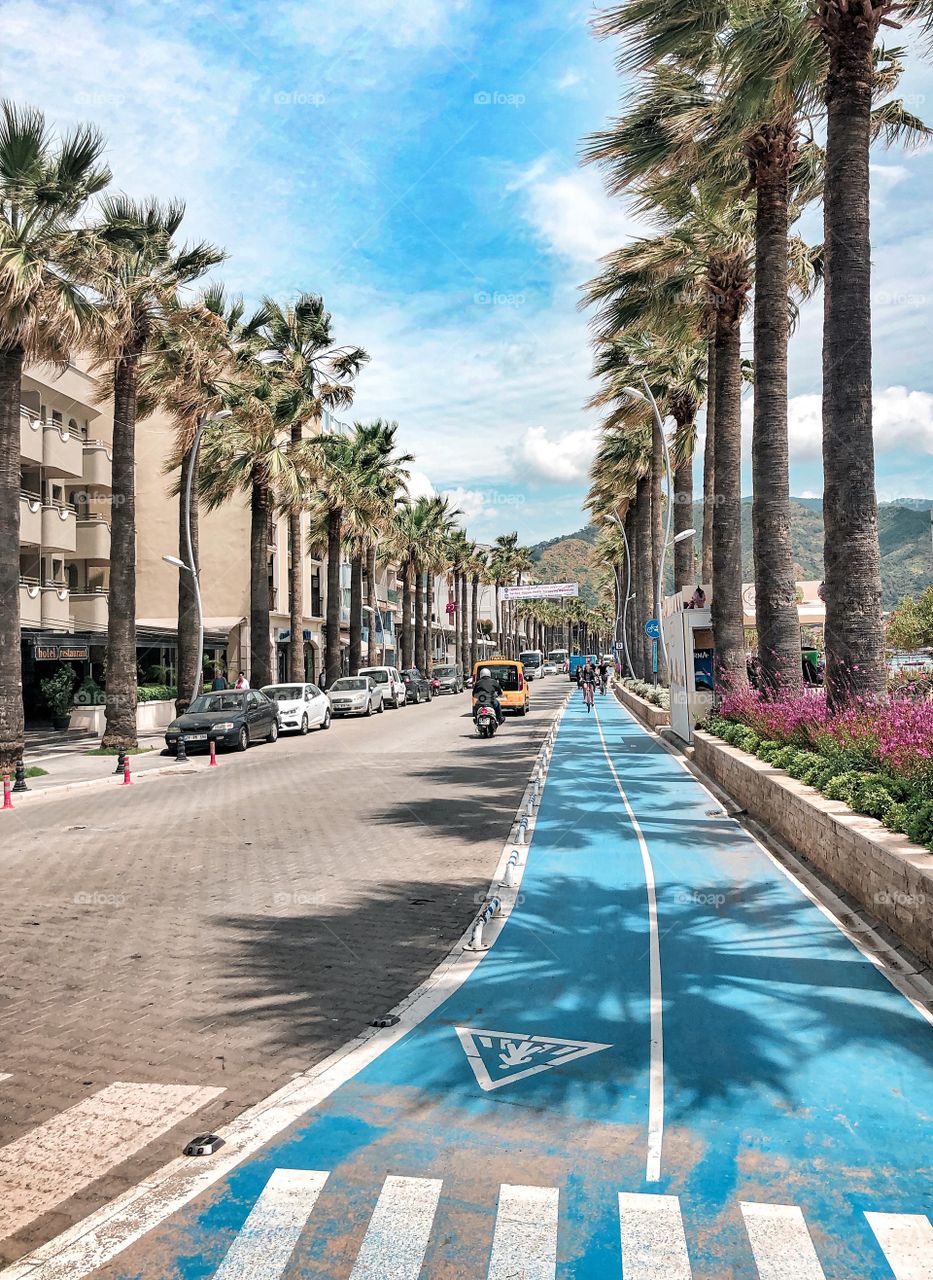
[584,2,927,702]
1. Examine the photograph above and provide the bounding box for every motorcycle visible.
[473,691,499,738]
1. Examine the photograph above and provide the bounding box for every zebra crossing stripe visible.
[348,1175,443,1279]
[212,1169,329,1278]
[0,1081,224,1241]
[618,1192,692,1279]
[865,1211,933,1279]
[487,1184,559,1279]
[740,1202,827,1279]
[0,1075,9,1084]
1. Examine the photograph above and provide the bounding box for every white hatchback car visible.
[357,666,407,709]
[261,683,331,734]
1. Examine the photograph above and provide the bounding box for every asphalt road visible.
[0,678,566,1267]
[36,685,932,1280]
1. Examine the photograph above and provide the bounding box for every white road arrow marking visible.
[454,1026,611,1091]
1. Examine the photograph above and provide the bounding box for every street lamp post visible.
[361,604,386,663]
[162,409,231,697]
[606,512,635,678]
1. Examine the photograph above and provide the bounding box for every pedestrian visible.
[211,669,227,691]
[688,585,706,610]
[234,670,249,690]
[318,668,326,691]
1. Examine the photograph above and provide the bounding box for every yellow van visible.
[471,658,530,716]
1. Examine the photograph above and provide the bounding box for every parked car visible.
[400,668,433,704]
[357,665,407,709]
[432,663,463,694]
[261,682,331,733]
[328,675,383,717]
[165,689,278,754]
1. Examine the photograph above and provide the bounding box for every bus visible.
[518,649,543,680]
[547,648,569,673]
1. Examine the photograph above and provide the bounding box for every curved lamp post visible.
[162,408,231,694]
[604,513,635,678]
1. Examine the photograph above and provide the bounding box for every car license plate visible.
[186,733,208,741]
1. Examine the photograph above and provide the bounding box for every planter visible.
[612,682,670,731]
[68,699,178,737]
[51,714,72,731]
[694,730,933,969]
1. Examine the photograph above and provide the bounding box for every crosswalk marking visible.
[865,1211,933,1279]
[348,1174,443,1279]
[0,1074,10,1084]
[487,1184,559,1279]
[212,1169,329,1278]
[740,1202,827,1279]
[618,1192,692,1279]
[0,1081,224,1241]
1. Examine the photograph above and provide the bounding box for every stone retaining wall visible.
[694,730,933,969]
[612,682,671,730]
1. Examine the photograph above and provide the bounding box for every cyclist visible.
[598,658,609,695]
[580,659,597,712]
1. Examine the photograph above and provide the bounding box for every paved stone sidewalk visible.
[0,682,566,1265]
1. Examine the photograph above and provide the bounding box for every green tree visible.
[0,101,110,767]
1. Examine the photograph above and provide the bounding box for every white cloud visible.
[511,159,653,266]
[556,68,581,91]
[512,425,598,483]
[275,0,470,59]
[871,163,911,209]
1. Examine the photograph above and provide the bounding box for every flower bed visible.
[613,678,670,730]
[705,685,933,853]
[621,678,670,710]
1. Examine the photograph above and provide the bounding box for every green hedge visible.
[699,718,933,852]
[136,684,178,702]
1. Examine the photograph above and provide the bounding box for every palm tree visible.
[258,295,367,681]
[138,285,247,708]
[199,358,305,690]
[358,422,411,667]
[390,496,438,673]
[0,101,110,768]
[89,196,223,748]
[467,544,488,673]
[489,532,519,655]
[510,545,535,654]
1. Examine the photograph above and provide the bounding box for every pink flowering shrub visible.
[718,685,933,793]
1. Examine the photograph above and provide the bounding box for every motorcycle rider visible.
[472,667,504,725]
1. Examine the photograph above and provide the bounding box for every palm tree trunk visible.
[349,553,363,674]
[325,507,343,685]
[414,572,425,671]
[470,575,480,672]
[0,347,25,768]
[366,543,379,666]
[673,437,695,596]
[460,572,468,674]
[702,335,716,585]
[495,583,504,654]
[650,425,667,682]
[401,560,413,669]
[287,510,304,681]
[176,438,201,712]
[711,303,748,689]
[821,13,886,708]
[249,480,273,689]
[635,476,653,679]
[624,505,637,676]
[752,142,803,695]
[424,572,435,673]
[102,354,139,749]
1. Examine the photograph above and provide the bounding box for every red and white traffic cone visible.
[122,755,133,786]
[209,738,218,767]
[2,773,13,810]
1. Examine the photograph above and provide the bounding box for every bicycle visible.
[582,681,595,712]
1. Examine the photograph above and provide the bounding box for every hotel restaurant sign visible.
[33,642,90,662]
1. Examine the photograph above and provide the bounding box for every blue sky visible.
[5,0,933,545]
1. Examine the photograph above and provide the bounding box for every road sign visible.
[501,582,579,601]
[644,618,661,639]
[454,1025,611,1091]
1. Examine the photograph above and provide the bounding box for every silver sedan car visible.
[327,675,384,717]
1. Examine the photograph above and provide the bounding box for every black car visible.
[400,668,433,704]
[164,690,278,754]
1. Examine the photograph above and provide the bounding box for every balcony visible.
[40,584,71,630]
[19,493,42,546]
[75,515,110,563]
[42,422,84,478]
[70,590,108,630]
[82,440,112,490]
[19,579,41,628]
[41,503,77,553]
[20,408,43,464]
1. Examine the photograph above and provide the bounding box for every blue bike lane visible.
[91,689,933,1278]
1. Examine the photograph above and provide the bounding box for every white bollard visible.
[469,917,485,949]
[503,852,520,887]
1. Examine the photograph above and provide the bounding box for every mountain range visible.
[529,499,933,609]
